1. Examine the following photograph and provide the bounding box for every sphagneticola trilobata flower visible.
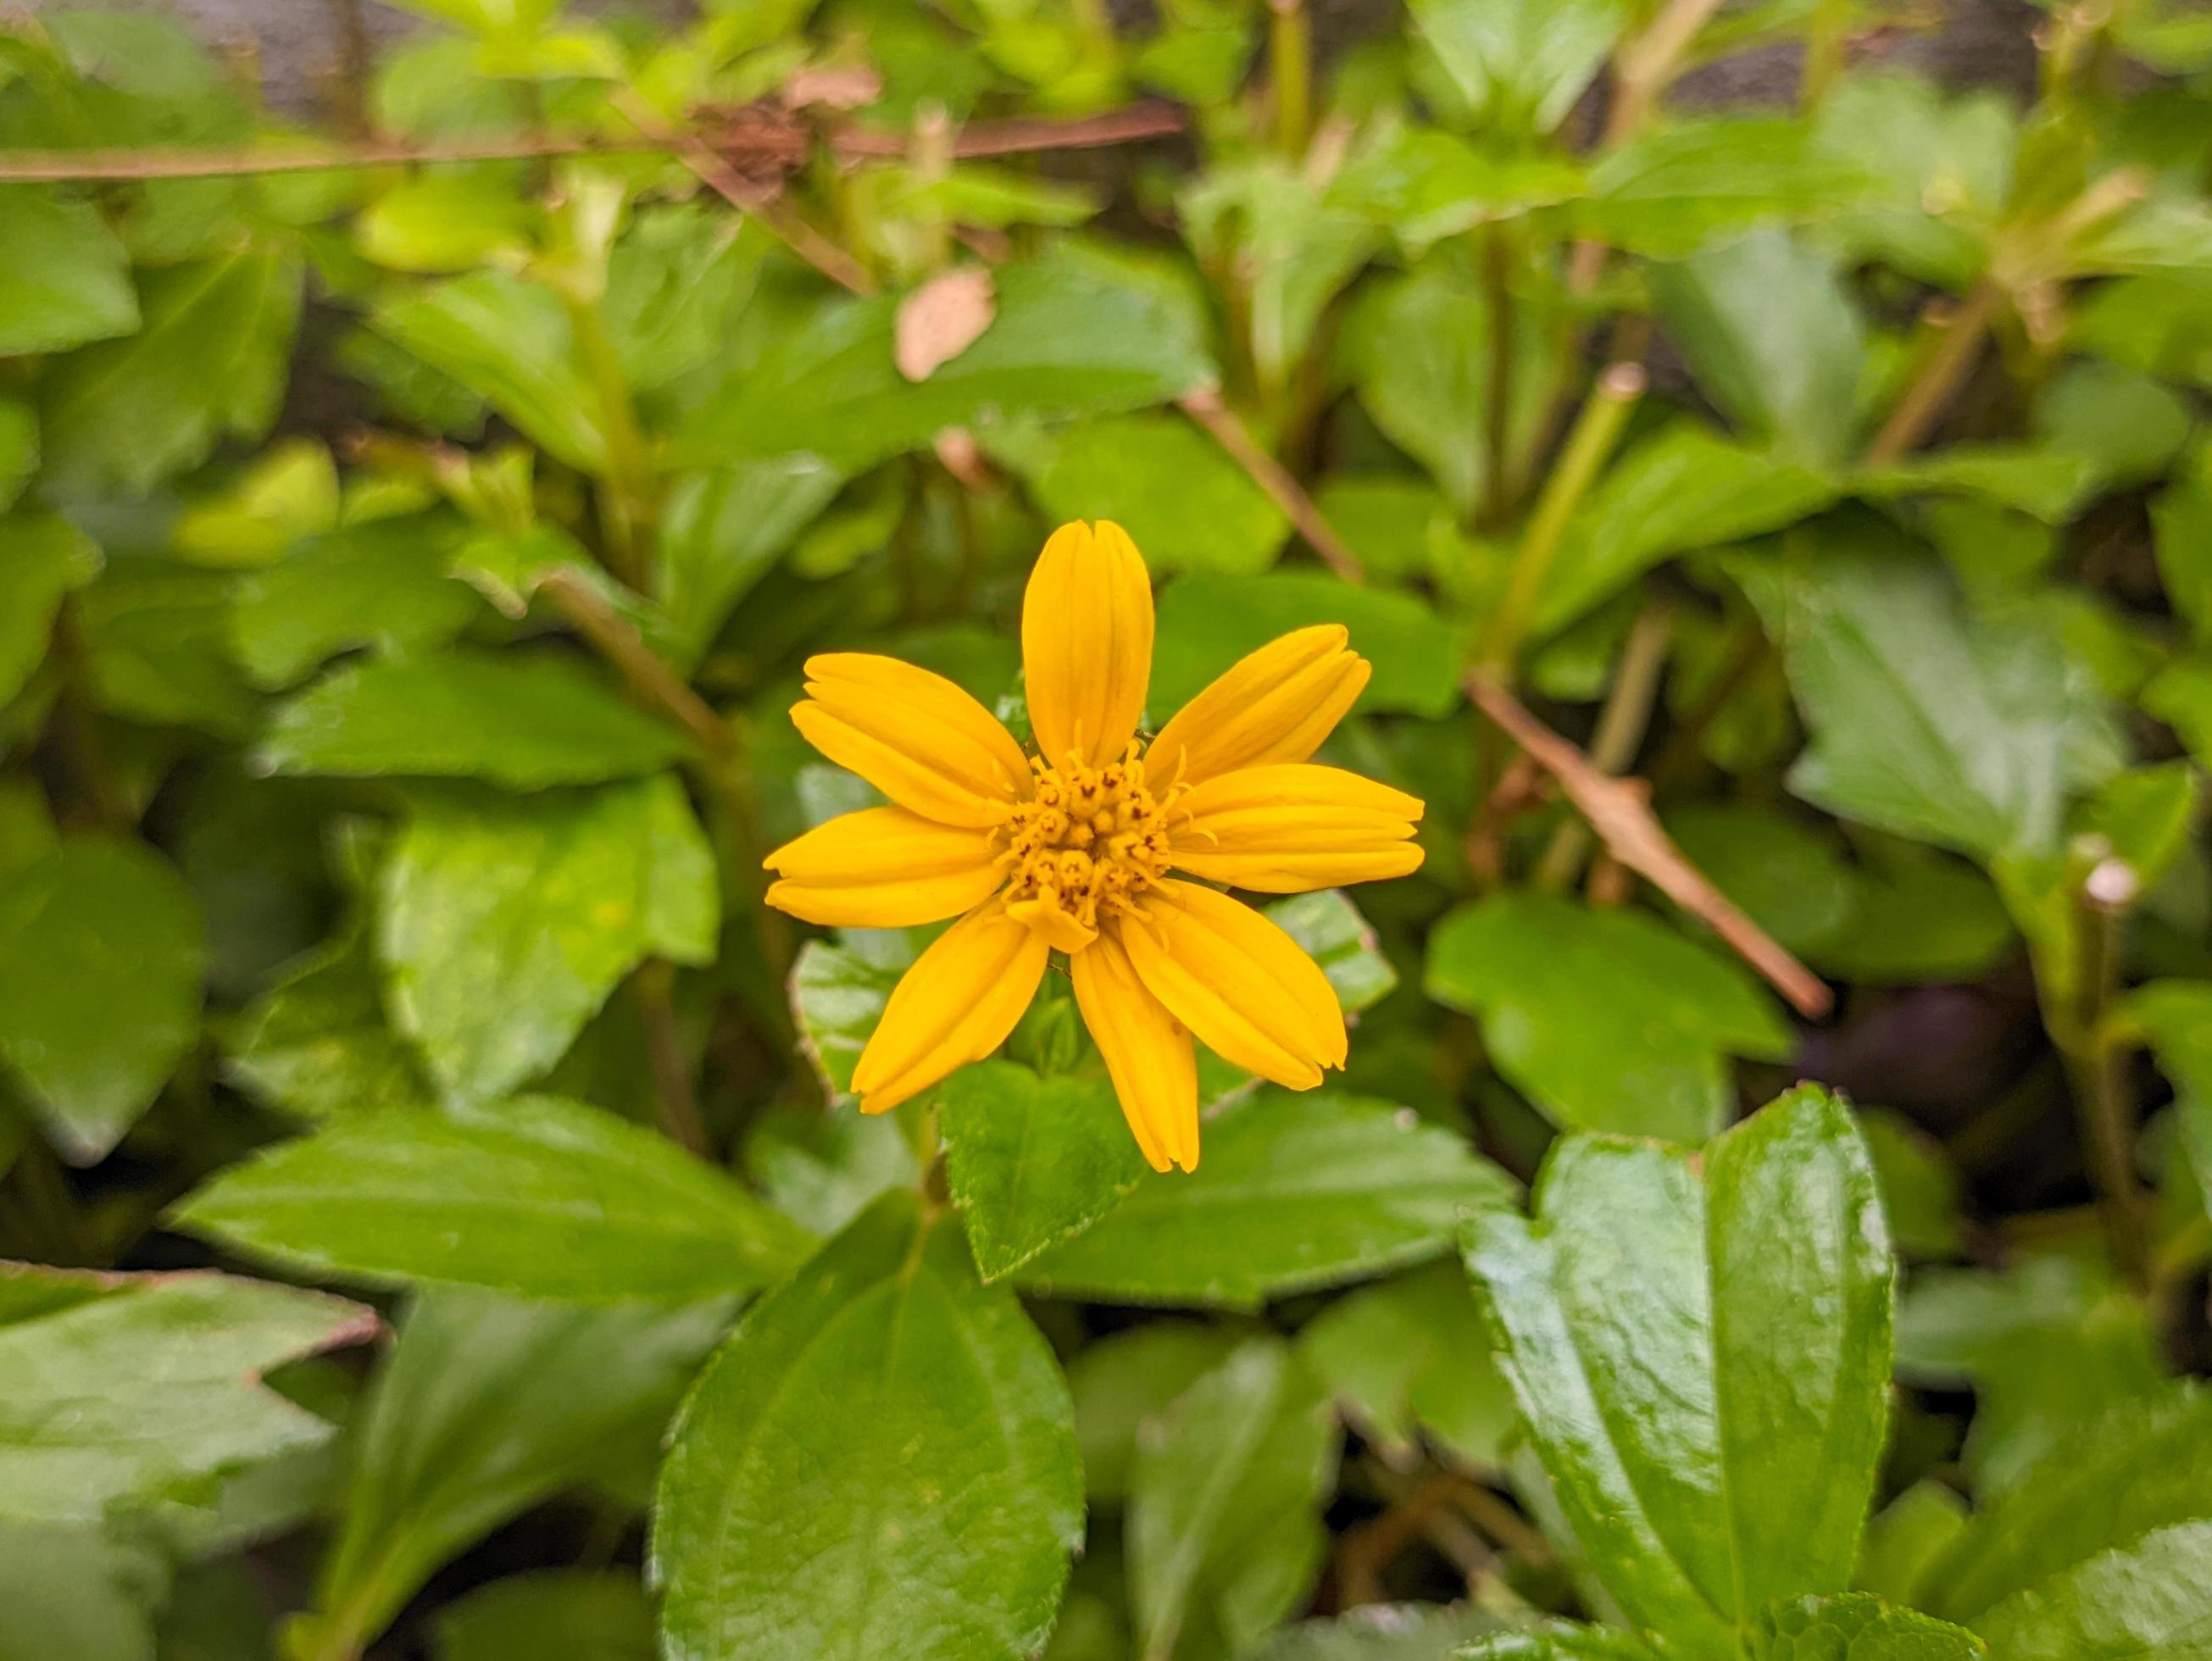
[764,520,1426,1172]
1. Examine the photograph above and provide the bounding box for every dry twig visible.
[1464,674,1834,1019]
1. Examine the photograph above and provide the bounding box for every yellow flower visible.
[764,521,1425,1173]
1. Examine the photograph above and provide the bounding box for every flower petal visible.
[792,653,1030,828]
[1169,764,1426,893]
[1073,924,1198,1173]
[1146,625,1370,788]
[1022,520,1153,769]
[764,806,1005,927]
[850,903,1048,1113]
[1120,878,1347,1092]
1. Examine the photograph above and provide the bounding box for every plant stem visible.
[2061,855,2151,1291]
[632,958,711,1156]
[1861,281,2004,464]
[564,296,659,591]
[1270,0,1312,157]
[1480,361,1645,672]
[1799,0,1852,108]
[1180,388,1366,581]
[539,571,727,757]
[1533,603,1673,892]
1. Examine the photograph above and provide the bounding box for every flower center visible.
[996,745,1175,952]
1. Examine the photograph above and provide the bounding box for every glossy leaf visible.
[259,649,695,788]
[0,511,101,709]
[1406,0,1626,133]
[173,1094,814,1303]
[297,1290,727,1660]
[1464,1086,1893,1649]
[1297,1259,1517,1468]
[1753,1594,1986,1659]
[942,1060,1149,1282]
[653,1191,1082,1661]
[1153,570,1463,719]
[658,458,844,669]
[0,192,140,356]
[677,254,1212,472]
[231,514,481,690]
[0,837,206,1164]
[40,248,301,495]
[1770,534,2108,862]
[0,1261,374,1527]
[1652,229,1866,466]
[1426,893,1792,1143]
[377,777,717,1103]
[1016,1092,1514,1308]
[1128,1337,1339,1661]
[223,925,430,1119]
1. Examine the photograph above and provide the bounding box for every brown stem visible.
[0,103,1187,183]
[1861,281,2004,464]
[1465,673,1833,1019]
[539,572,729,757]
[1532,603,1673,892]
[1178,388,1366,582]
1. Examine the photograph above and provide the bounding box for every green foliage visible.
[3,0,2211,1654]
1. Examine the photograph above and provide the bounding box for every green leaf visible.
[1245,1607,1506,1660]
[0,1260,374,1527]
[0,192,140,356]
[1426,893,1792,1142]
[2153,441,2212,646]
[370,270,604,471]
[1406,0,1626,133]
[1809,842,2015,985]
[377,777,717,1103]
[356,174,536,274]
[1016,1092,1515,1309]
[1925,1386,2212,1623]
[1296,1258,1517,1467]
[1068,1321,1245,1505]
[1753,1594,1986,1660]
[173,1094,813,1303]
[1859,1109,1966,1259]
[675,253,1214,472]
[77,567,257,737]
[1153,570,1463,719]
[942,1060,1149,1282]
[653,1190,1082,1661]
[261,649,695,787]
[1578,118,1876,258]
[2133,980,2212,1105]
[1770,534,2099,861]
[435,1571,653,1661]
[0,397,35,515]
[170,438,341,569]
[0,1519,163,1661]
[1328,128,1588,253]
[1856,1482,1971,1609]
[297,1290,727,1660]
[989,412,1288,576]
[231,514,482,690]
[41,248,301,496]
[1341,258,1548,516]
[0,837,206,1164]
[1270,889,1401,1014]
[1663,803,1857,959]
[605,204,765,396]
[2144,655,2212,769]
[224,924,430,1119]
[1459,1630,1665,1659]
[1128,1336,1338,1661]
[1651,230,1866,467]
[1464,1086,1893,1649]
[658,458,844,670]
[0,510,101,709]
[742,1103,918,1238]
[1967,1519,2212,1659]
[2032,358,2194,491]
[789,939,906,1105]
[1537,425,1837,636]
